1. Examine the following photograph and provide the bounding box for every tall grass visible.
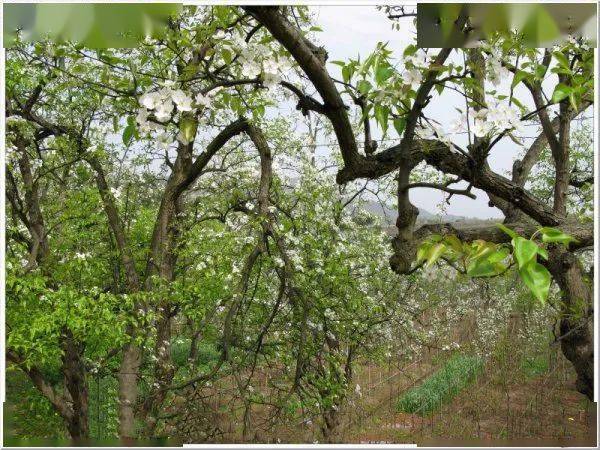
[397,353,483,415]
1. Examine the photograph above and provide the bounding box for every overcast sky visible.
[310,5,522,219]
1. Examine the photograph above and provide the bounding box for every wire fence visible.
[83,318,596,445]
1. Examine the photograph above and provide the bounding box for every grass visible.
[396,353,483,415]
[520,354,549,378]
[171,339,220,368]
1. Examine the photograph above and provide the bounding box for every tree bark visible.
[547,248,594,400]
[118,341,142,439]
[61,329,90,441]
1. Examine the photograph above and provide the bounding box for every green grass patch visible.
[397,353,483,415]
[520,354,549,378]
[171,338,220,368]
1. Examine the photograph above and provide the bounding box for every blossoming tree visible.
[242,5,594,399]
[4,4,595,443]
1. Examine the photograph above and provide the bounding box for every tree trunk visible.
[188,329,201,364]
[547,248,594,400]
[140,306,176,436]
[118,340,141,440]
[61,330,89,441]
[321,408,340,443]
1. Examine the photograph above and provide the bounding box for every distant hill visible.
[361,200,471,226]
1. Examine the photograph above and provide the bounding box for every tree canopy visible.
[5,5,595,444]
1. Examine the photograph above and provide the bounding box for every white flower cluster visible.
[400,50,429,90]
[138,84,208,121]
[226,34,291,90]
[405,49,429,69]
[136,82,222,148]
[139,85,187,122]
[472,100,523,137]
[485,49,511,87]
[401,68,422,90]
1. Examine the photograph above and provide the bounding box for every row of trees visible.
[5,5,594,442]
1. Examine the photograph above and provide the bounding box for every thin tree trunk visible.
[61,330,89,441]
[118,340,142,440]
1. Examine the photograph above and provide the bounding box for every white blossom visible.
[136,108,149,125]
[449,116,467,134]
[402,68,422,90]
[471,108,493,137]
[195,92,212,108]
[154,101,174,122]
[171,89,193,112]
[405,49,429,69]
[355,383,362,397]
[214,29,227,40]
[156,132,173,149]
[262,72,281,90]
[111,187,121,199]
[241,60,261,78]
[139,91,162,110]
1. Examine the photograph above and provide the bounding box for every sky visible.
[309,5,524,219]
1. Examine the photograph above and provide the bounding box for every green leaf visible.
[374,104,389,134]
[568,92,578,111]
[552,51,570,69]
[362,54,376,74]
[443,235,463,254]
[425,242,446,269]
[539,227,577,246]
[534,64,548,80]
[342,65,351,83]
[392,118,406,137]
[512,236,538,269]
[518,262,551,302]
[487,247,510,263]
[357,79,372,95]
[536,246,548,261]
[403,44,418,57]
[511,70,532,88]
[221,48,232,65]
[510,97,526,113]
[551,83,572,104]
[520,5,560,46]
[470,241,496,261]
[179,116,197,143]
[375,64,393,85]
[467,259,506,277]
[416,242,431,265]
[496,223,518,239]
[122,124,134,146]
